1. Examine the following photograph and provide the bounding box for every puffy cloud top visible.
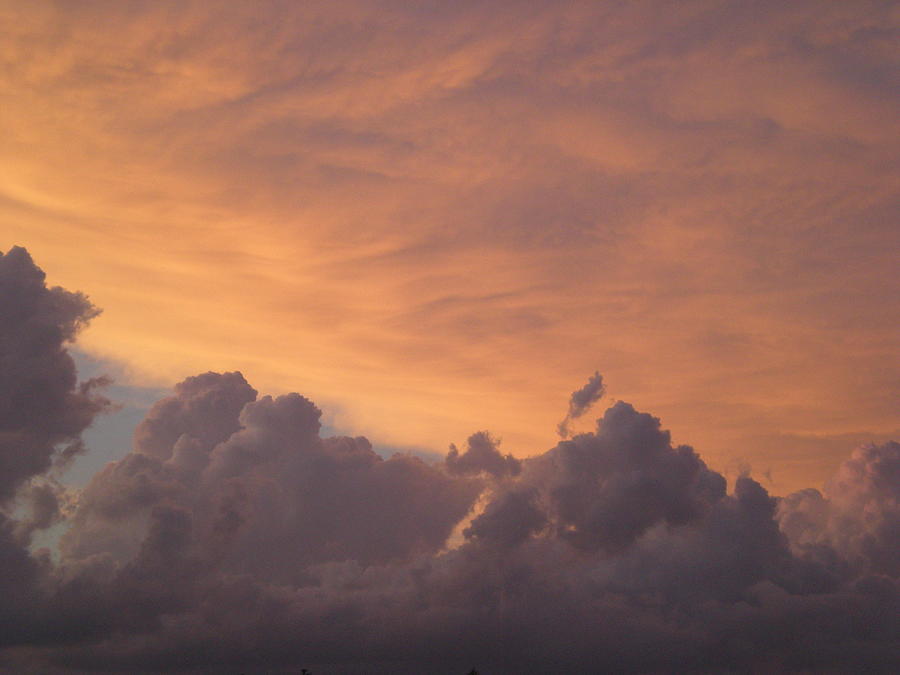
[445,430,521,479]
[547,401,727,552]
[778,440,900,578]
[63,372,481,580]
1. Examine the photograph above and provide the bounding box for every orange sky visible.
[2,1,898,493]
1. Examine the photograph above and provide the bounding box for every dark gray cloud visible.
[445,430,521,479]
[1,248,899,673]
[557,371,605,438]
[62,373,481,581]
[545,400,727,553]
[463,487,546,548]
[0,246,109,502]
[134,371,258,461]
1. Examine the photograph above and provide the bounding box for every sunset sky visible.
[4,0,898,492]
[1,2,898,673]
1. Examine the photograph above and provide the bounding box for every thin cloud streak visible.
[1,1,897,493]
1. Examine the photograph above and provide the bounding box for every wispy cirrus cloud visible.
[1,0,897,494]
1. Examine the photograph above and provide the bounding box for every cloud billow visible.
[0,247,110,503]
[445,430,521,479]
[1,248,898,673]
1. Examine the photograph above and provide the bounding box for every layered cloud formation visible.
[2,250,898,673]
[3,1,898,495]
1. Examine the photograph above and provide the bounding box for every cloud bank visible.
[1,248,898,674]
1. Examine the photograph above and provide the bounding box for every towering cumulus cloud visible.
[0,246,108,654]
[0,247,109,501]
[1,249,898,673]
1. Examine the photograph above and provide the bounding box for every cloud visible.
[133,371,258,461]
[0,250,896,672]
[2,1,897,497]
[547,400,727,552]
[0,247,109,502]
[62,372,482,581]
[2,0,899,657]
[777,440,900,578]
[445,430,521,479]
[557,370,605,438]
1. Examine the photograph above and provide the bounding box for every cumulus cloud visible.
[546,401,727,552]
[0,246,109,502]
[778,440,900,578]
[445,430,521,479]
[62,372,481,581]
[1,248,899,673]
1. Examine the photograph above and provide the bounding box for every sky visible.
[3,0,898,494]
[0,1,898,673]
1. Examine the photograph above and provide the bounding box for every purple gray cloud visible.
[0,247,109,502]
[557,371,605,438]
[1,248,898,673]
[445,431,521,479]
